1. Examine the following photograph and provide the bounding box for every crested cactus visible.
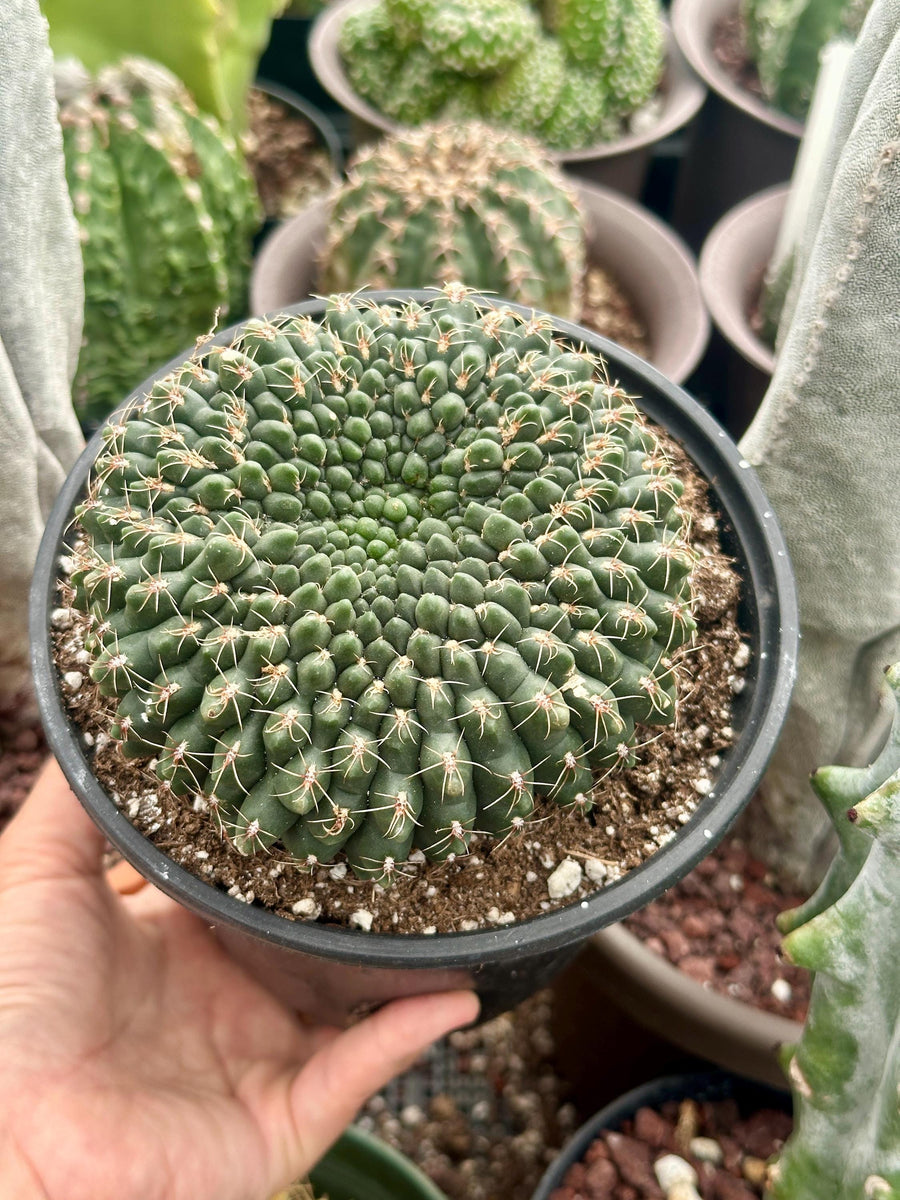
[317,123,586,321]
[742,0,873,118]
[70,284,698,886]
[55,57,259,425]
[767,664,900,1198]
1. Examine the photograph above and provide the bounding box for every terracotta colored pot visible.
[250,181,711,386]
[578,924,802,1090]
[670,0,802,248]
[308,0,706,197]
[699,185,786,437]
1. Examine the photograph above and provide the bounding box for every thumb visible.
[284,989,479,1173]
[0,757,106,891]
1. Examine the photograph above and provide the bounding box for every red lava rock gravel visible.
[624,834,810,1021]
[550,1095,793,1199]
[0,694,47,836]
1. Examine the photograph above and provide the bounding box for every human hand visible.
[0,760,478,1200]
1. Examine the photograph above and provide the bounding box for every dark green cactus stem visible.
[318,122,586,322]
[769,663,900,1199]
[71,285,697,887]
[55,57,259,425]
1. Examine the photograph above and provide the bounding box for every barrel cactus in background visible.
[742,0,873,118]
[56,56,260,425]
[768,664,900,1198]
[317,123,586,320]
[69,285,698,885]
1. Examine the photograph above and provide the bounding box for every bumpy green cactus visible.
[55,57,259,426]
[422,0,540,75]
[742,0,873,118]
[767,664,900,1198]
[317,123,586,321]
[70,285,697,886]
[481,36,567,133]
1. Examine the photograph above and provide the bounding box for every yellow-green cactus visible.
[71,285,697,886]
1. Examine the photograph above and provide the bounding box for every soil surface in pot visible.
[624,832,810,1021]
[53,424,747,933]
[712,11,765,106]
[550,1092,792,1199]
[245,88,336,222]
[579,266,649,363]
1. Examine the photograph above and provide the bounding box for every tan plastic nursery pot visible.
[308,0,706,197]
[671,0,802,248]
[699,185,786,437]
[250,182,711,387]
[31,291,797,1027]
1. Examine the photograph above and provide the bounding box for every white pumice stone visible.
[667,1183,703,1200]
[328,862,348,881]
[292,897,322,918]
[51,607,74,629]
[654,1154,699,1191]
[689,1137,724,1164]
[547,857,583,899]
[771,977,793,1004]
[585,857,608,884]
[63,670,83,691]
[349,909,374,932]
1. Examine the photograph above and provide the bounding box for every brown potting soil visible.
[624,834,810,1022]
[712,10,766,104]
[579,266,650,363]
[549,1094,792,1200]
[0,696,47,837]
[244,87,336,222]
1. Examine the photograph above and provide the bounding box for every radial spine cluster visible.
[71,286,697,886]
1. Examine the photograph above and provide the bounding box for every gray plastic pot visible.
[671,0,802,248]
[308,0,705,197]
[699,185,786,436]
[250,181,710,386]
[31,291,796,1028]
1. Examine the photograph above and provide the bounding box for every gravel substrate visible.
[0,694,46,836]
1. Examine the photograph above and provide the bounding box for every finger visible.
[284,990,479,1171]
[0,758,106,889]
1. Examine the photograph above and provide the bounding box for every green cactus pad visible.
[55,57,259,425]
[422,0,540,76]
[72,284,698,886]
[318,122,586,321]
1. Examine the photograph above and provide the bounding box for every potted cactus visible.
[32,281,796,1025]
[308,0,705,196]
[251,122,710,385]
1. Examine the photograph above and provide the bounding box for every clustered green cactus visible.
[55,56,259,425]
[742,0,872,119]
[318,123,586,321]
[769,664,900,1198]
[71,285,697,886]
[339,0,664,150]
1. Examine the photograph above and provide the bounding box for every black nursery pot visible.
[532,1070,792,1198]
[31,291,798,1025]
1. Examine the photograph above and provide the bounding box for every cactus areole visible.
[33,288,797,968]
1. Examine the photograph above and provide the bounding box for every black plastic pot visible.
[258,12,349,129]
[532,1070,792,1198]
[31,291,798,1025]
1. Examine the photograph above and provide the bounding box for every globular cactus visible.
[70,285,698,887]
[317,123,586,321]
[481,36,567,135]
[742,0,872,118]
[55,57,259,425]
[421,0,541,75]
[768,664,900,1198]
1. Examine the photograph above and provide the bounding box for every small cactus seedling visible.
[768,664,900,1198]
[71,284,698,886]
[317,122,586,320]
[55,56,259,425]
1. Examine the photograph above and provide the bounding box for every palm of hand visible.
[0,764,477,1200]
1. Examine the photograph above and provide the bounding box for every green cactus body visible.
[545,0,664,111]
[422,0,541,75]
[541,65,621,149]
[770,664,900,1198]
[56,58,258,425]
[318,123,586,321]
[71,285,698,887]
[481,36,567,135]
[384,0,437,46]
[743,0,872,118]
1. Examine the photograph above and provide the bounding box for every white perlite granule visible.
[547,858,583,900]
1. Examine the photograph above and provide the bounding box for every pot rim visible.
[699,184,788,376]
[249,180,711,385]
[30,289,798,972]
[671,0,805,140]
[308,0,706,162]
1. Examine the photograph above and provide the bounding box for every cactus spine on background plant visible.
[742,0,873,118]
[70,284,698,886]
[767,665,900,1199]
[317,123,586,321]
[55,57,259,425]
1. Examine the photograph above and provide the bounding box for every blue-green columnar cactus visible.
[55,57,259,426]
[317,123,586,321]
[70,285,698,886]
[768,664,900,1198]
[742,0,873,118]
